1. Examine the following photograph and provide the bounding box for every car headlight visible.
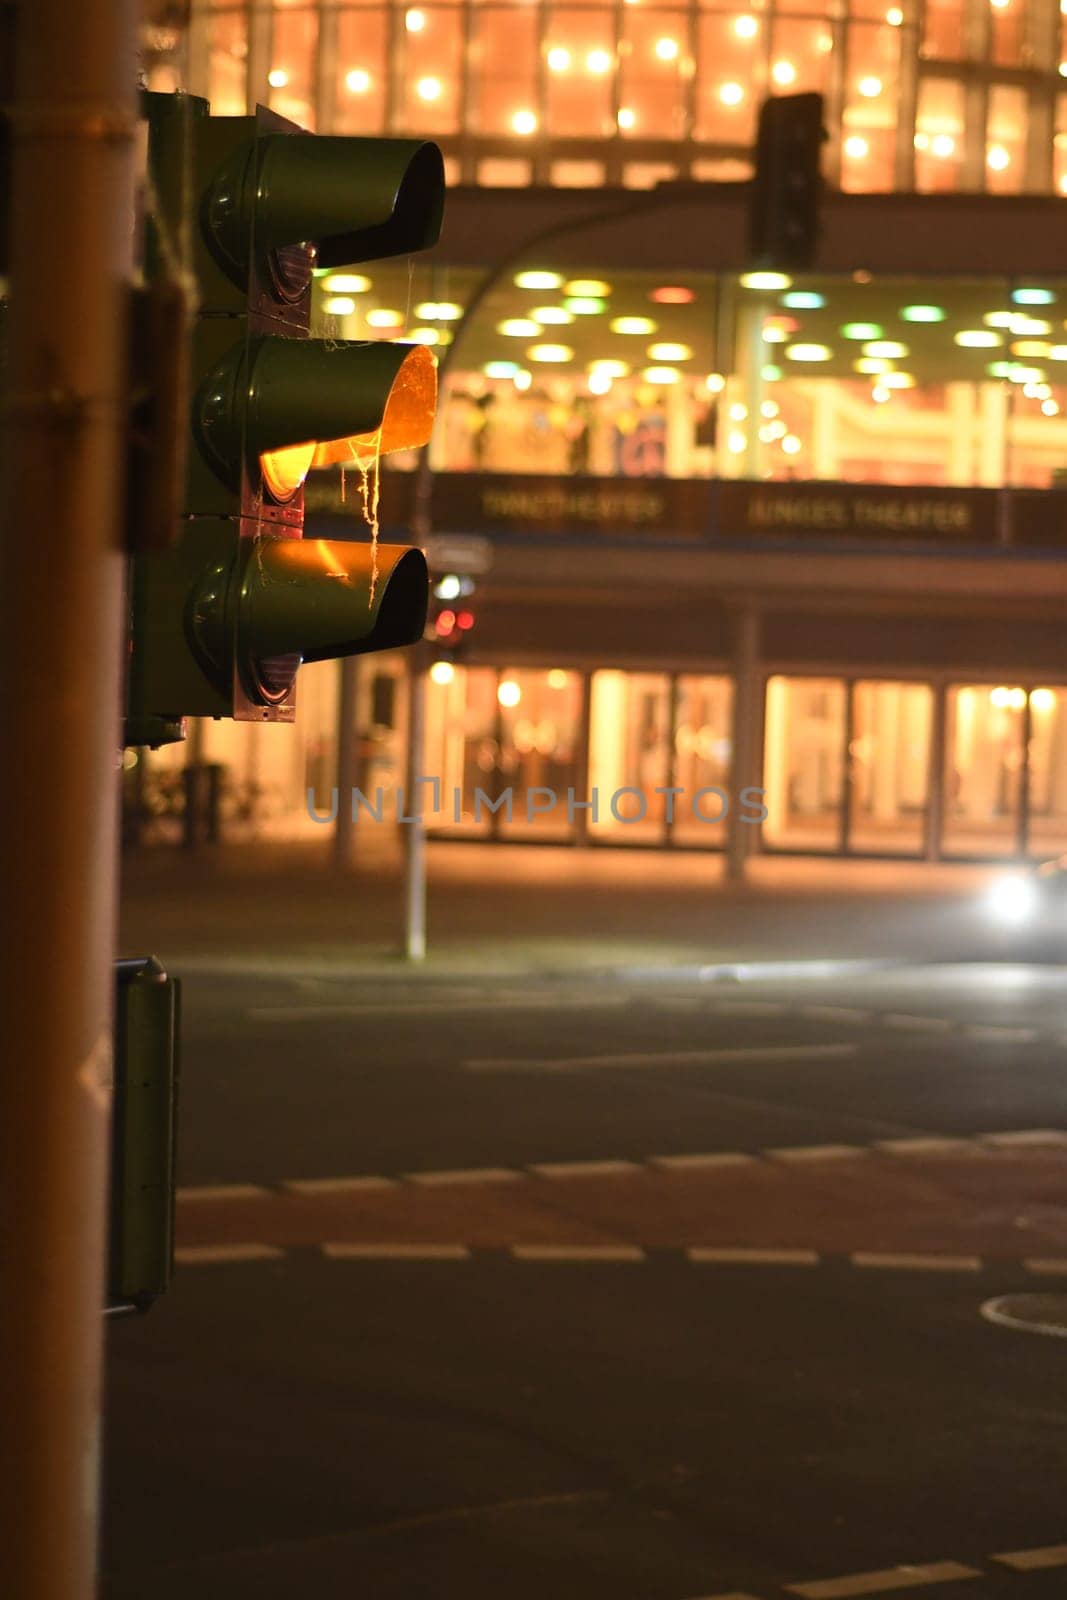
[985,873,1040,925]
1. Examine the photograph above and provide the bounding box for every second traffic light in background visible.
[748,93,826,271]
[428,573,477,659]
[127,94,442,747]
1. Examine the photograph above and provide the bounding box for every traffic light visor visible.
[309,343,437,465]
[200,338,437,499]
[241,539,429,663]
[205,133,445,287]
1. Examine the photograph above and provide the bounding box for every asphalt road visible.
[103,959,1067,1600]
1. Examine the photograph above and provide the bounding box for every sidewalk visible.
[118,838,1000,976]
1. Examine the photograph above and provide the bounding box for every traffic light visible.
[748,92,825,271]
[428,572,477,660]
[126,93,442,747]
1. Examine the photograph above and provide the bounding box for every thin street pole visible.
[726,608,761,882]
[403,649,428,960]
[333,656,360,872]
[0,1,136,1596]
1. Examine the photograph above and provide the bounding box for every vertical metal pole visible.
[925,679,947,861]
[726,609,761,881]
[665,672,681,848]
[0,1,135,1597]
[840,677,855,857]
[574,670,593,848]
[333,655,360,872]
[1018,689,1033,861]
[403,649,428,960]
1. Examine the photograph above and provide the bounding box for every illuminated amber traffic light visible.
[127,93,443,746]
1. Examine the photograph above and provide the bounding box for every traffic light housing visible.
[126,94,441,747]
[748,92,825,271]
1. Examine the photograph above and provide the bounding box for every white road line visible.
[880,1013,956,1034]
[799,1005,874,1025]
[174,1244,283,1264]
[992,1544,1067,1571]
[511,1244,645,1262]
[405,1167,522,1186]
[322,1242,471,1260]
[983,1129,1067,1148]
[689,1593,763,1600]
[875,1137,977,1157]
[530,1159,642,1179]
[687,1247,820,1266]
[175,1184,271,1203]
[708,999,787,1016]
[686,1593,762,1600]
[248,994,628,1021]
[650,1152,760,1172]
[850,1252,983,1273]
[767,1145,866,1164]
[283,1175,397,1195]
[982,1296,1067,1338]
[1023,1258,1067,1276]
[786,1562,981,1598]
[963,1024,1038,1043]
[465,1043,858,1074]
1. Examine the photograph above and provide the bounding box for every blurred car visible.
[981,855,1067,959]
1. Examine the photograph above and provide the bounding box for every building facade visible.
[131,2,1067,865]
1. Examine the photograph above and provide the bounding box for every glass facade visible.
[130,6,1067,870]
[171,0,1066,196]
[130,667,1067,861]
[306,264,1067,491]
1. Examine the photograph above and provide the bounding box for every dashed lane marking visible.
[187,1126,1067,1203]
[322,1242,471,1261]
[799,1005,875,1025]
[176,1183,271,1203]
[172,1246,1067,1274]
[529,1159,642,1179]
[850,1252,983,1273]
[983,1130,1067,1149]
[687,1247,820,1266]
[874,1137,977,1158]
[993,1545,1067,1571]
[511,1244,645,1262]
[707,999,788,1017]
[406,1167,523,1186]
[174,1243,283,1264]
[649,1152,760,1172]
[963,1024,1039,1044]
[282,1175,397,1195]
[766,1145,866,1164]
[1021,1258,1067,1275]
[464,1043,859,1074]
[880,1013,956,1034]
[785,1562,981,1597]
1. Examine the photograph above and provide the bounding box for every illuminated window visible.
[915,78,964,193]
[335,10,386,133]
[266,5,318,128]
[589,672,673,845]
[763,678,847,852]
[547,11,616,135]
